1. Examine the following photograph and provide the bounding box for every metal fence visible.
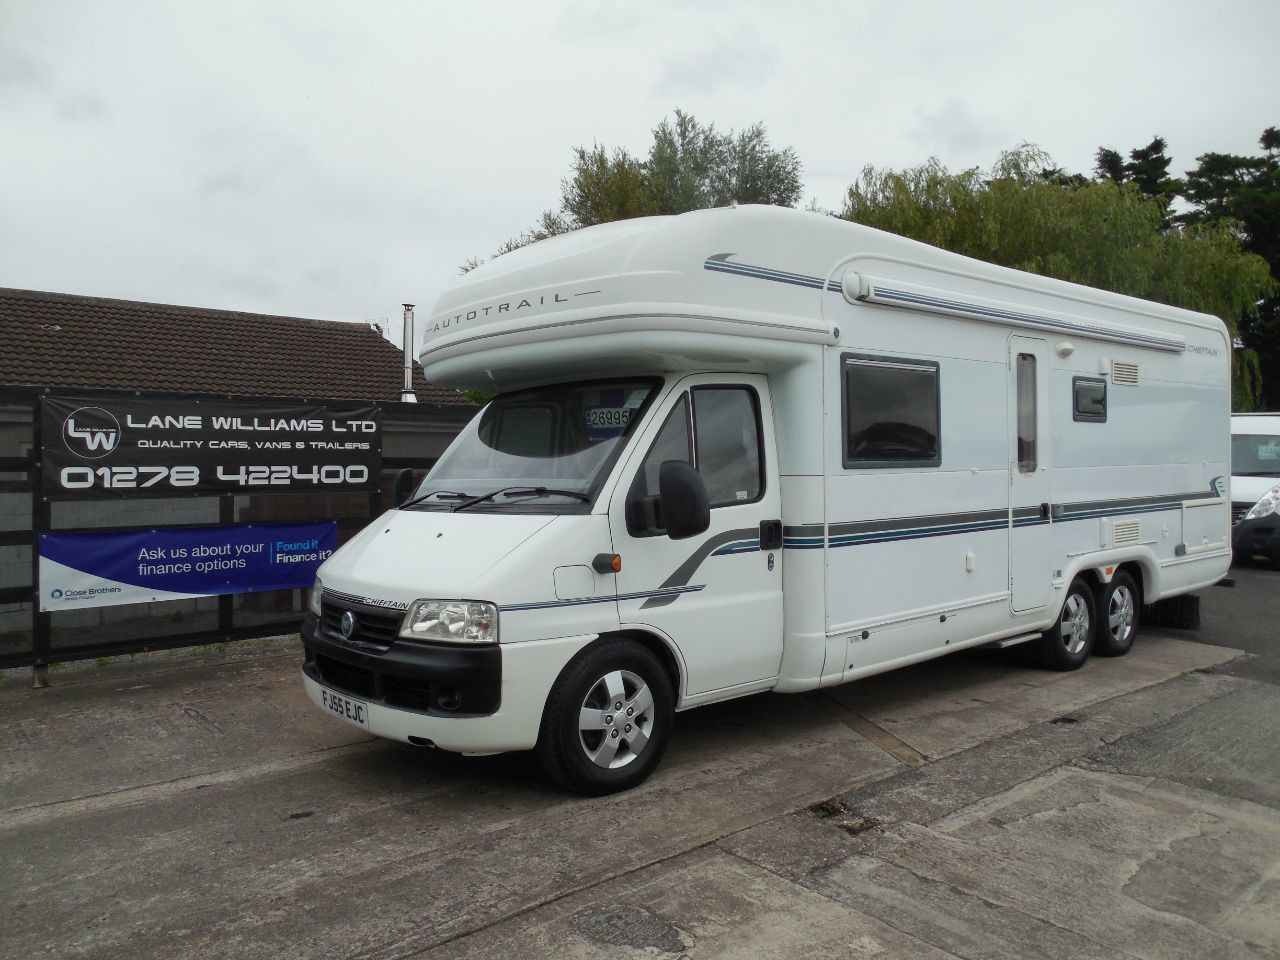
[0,385,472,669]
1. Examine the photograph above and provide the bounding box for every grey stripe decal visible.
[828,509,1008,537]
[780,493,1212,549]
[639,527,758,609]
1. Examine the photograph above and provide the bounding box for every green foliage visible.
[1181,127,1280,408]
[1091,138,1182,223]
[465,110,802,270]
[838,145,1275,406]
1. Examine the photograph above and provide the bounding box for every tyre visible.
[1093,570,1139,657]
[536,638,674,795]
[1038,577,1096,671]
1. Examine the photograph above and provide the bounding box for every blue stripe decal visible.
[711,539,761,556]
[780,496,1196,550]
[501,585,704,613]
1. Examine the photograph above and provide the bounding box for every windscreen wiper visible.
[400,490,470,509]
[452,486,590,513]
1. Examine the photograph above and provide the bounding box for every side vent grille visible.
[1112,361,1140,385]
[1113,520,1141,545]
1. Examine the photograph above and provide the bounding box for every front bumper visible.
[302,612,501,717]
[1232,510,1280,561]
[300,612,599,754]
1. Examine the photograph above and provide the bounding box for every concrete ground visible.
[1,566,1276,960]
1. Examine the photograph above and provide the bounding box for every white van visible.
[301,206,1232,793]
[1230,413,1280,562]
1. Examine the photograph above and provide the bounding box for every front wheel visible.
[536,638,674,795]
[1038,577,1096,671]
[1093,570,1139,656]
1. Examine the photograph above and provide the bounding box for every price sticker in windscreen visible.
[585,406,632,443]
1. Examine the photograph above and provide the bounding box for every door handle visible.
[759,520,783,551]
[1040,502,1050,521]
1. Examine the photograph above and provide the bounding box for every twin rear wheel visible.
[536,638,674,795]
[1037,570,1140,670]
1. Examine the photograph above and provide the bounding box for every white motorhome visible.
[301,206,1232,793]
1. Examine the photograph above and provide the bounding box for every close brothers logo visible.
[50,588,63,600]
[62,406,121,460]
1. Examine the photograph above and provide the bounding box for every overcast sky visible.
[2,0,1275,349]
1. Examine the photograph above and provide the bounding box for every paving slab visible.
[822,634,1238,760]
[836,769,1280,960]
[424,846,960,960]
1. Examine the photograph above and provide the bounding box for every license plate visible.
[318,685,370,730]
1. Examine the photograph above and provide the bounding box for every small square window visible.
[1073,377,1107,422]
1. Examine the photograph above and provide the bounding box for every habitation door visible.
[1008,336,1052,612]
[609,374,784,697]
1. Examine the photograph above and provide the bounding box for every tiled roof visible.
[0,287,471,404]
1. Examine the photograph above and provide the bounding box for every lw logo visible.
[62,406,121,460]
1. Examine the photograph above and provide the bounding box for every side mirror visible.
[393,468,416,506]
[659,461,709,540]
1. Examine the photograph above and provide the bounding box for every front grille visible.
[320,599,401,648]
[1232,503,1250,526]
[314,653,377,699]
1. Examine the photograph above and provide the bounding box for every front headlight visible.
[1245,483,1280,522]
[309,576,324,617]
[400,599,498,644]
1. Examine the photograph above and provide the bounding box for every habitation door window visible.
[842,355,941,468]
[1016,353,1037,472]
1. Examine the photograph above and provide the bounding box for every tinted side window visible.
[1016,353,1037,473]
[843,355,941,468]
[692,387,763,507]
[1073,377,1107,422]
[635,395,692,499]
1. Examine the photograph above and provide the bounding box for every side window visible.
[692,387,763,507]
[1073,377,1107,423]
[635,395,691,499]
[1016,353,1037,472]
[843,354,941,468]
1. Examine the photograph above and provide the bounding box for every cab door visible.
[609,374,784,697]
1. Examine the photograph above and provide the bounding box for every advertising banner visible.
[41,395,381,499]
[38,521,337,611]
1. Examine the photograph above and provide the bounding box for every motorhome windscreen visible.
[1232,433,1280,475]
[408,380,658,511]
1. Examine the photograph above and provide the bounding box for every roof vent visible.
[1113,520,1140,545]
[1112,360,1139,385]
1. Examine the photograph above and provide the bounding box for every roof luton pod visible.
[298,205,1231,794]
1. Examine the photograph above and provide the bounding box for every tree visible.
[838,145,1274,408]
[466,110,802,270]
[1181,127,1280,407]
[1092,137,1181,222]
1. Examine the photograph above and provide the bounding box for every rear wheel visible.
[536,638,674,795]
[1094,570,1139,657]
[1038,577,1096,671]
